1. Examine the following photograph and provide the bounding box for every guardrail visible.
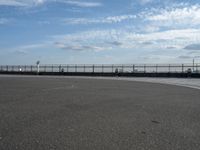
[0,64,200,73]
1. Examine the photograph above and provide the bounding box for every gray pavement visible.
[0,76,200,150]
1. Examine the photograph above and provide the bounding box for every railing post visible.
[102,65,104,73]
[66,65,68,72]
[92,65,95,73]
[59,65,61,72]
[182,64,184,73]
[75,65,77,72]
[112,65,114,73]
[196,64,198,72]
[133,65,135,73]
[144,65,146,73]
[168,64,170,73]
[156,65,158,73]
[52,65,53,72]
[83,65,85,72]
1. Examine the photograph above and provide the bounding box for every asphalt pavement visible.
[0,76,200,150]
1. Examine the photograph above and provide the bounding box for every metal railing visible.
[0,64,200,73]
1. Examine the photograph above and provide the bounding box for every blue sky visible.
[1,0,200,65]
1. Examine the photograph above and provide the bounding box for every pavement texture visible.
[0,76,200,150]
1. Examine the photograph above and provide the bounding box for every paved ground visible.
[0,76,200,150]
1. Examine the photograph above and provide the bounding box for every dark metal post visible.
[144,65,146,73]
[75,65,77,72]
[102,65,104,73]
[66,65,69,72]
[182,64,184,73]
[196,64,198,72]
[156,65,158,73]
[59,65,61,72]
[92,65,95,73]
[193,59,195,72]
[112,65,114,73]
[133,65,135,73]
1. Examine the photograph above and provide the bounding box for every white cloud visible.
[55,43,110,52]
[63,0,102,7]
[63,15,136,25]
[52,28,200,52]
[143,4,200,27]
[0,0,102,7]
[0,0,27,6]
[0,0,47,6]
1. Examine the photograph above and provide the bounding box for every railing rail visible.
[0,64,199,73]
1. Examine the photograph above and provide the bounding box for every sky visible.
[1,0,200,65]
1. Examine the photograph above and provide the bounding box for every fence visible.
[0,64,200,73]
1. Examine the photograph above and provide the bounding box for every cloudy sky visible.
[1,0,200,65]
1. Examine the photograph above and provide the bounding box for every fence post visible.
[196,64,198,72]
[111,65,113,73]
[182,64,184,73]
[168,64,171,73]
[75,65,77,72]
[102,65,104,73]
[133,65,135,73]
[92,65,95,73]
[156,65,158,73]
[67,65,69,72]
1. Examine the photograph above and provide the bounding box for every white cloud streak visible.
[51,28,200,52]
[63,0,102,7]
[0,0,46,6]
[63,15,136,25]
[0,0,102,7]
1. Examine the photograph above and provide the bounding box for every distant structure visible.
[36,61,40,74]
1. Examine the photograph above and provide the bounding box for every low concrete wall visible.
[0,71,200,78]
